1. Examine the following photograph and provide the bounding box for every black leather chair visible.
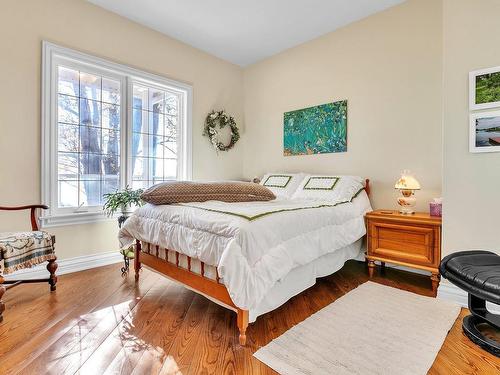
[440,251,500,357]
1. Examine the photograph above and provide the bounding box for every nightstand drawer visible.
[368,222,438,267]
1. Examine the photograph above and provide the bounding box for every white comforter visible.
[119,192,372,310]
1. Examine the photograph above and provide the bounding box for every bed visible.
[119,177,372,346]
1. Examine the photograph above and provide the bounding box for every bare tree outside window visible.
[57,69,181,209]
[57,67,121,208]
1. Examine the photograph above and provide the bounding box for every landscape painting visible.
[476,71,500,105]
[470,110,500,153]
[470,66,500,110]
[283,100,347,156]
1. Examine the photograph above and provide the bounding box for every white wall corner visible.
[4,251,122,281]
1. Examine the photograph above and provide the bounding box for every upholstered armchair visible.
[0,205,58,322]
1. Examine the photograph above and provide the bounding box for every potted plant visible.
[103,186,144,274]
[102,186,144,218]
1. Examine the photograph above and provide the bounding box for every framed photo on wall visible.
[470,110,500,153]
[469,66,500,110]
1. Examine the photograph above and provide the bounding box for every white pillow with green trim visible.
[292,175,364,202]
[260,173,306,199]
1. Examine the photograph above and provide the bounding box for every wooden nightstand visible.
[365,210,442,295]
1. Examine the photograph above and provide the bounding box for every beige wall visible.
[0,0,244,259]
[242,0,443,211]
[442,0,500,256]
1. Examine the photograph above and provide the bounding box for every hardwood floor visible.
[0,261,498,374]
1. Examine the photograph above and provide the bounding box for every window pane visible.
[102,129,120,155]
[58,152,79,179]
[165,115,177,140]
[80,99,101,126]
[80,72,101,101]
[152,158,164,179]
[102,78,120,104]
[58,67,79,96]
[58,94,79,124]
[152,178,165,185]
[58,124,79,152]
[132,180,148,190]
[80,153,101,179]
[133,85,148,110]
[80,126,101,153]
[59,180,78,207]
[149,135,163,159]
[164,159,177,179]
[149,89,164,112]
[102,177,119,203]
[165,93,178,116]
[102,103,120,129]
[132,157,147,179]
[149,112,164,136]
[103,176,119,192]
[130,83,182,186]
[132,108,149,133]
[80,180,101,206]
[162,141,177,158]
[132,132,147,157]
[102,153,120,175]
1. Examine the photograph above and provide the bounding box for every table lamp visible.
[394,170,420,214]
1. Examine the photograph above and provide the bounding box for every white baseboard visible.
[438,281,500,314]
[384,263,430,276]
[4,251,122,281]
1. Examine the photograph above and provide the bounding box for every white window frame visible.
[41,41,192,227]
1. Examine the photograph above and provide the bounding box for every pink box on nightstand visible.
[430,201,442,217]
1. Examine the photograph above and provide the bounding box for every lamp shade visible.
[395,170,421,190]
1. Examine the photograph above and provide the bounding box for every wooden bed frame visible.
[134,179,370,346]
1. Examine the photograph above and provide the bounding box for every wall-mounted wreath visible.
[203,110,240,152]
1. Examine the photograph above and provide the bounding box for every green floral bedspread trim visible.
[180,187,365,221]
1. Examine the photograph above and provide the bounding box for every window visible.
[42,42,192,226]
[57,67,122,208]
[131,84,181,189]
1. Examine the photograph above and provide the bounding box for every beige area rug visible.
[254,282,460,375]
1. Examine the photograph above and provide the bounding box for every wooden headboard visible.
[365,179,370,196]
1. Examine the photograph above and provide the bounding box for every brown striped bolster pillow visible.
[140,181,276,205]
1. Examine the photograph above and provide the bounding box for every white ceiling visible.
[87,0,405,66]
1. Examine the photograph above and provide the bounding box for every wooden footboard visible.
[134,240,249,346]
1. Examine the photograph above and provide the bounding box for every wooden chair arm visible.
[0,205,49,231]
[0,205,49,211]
